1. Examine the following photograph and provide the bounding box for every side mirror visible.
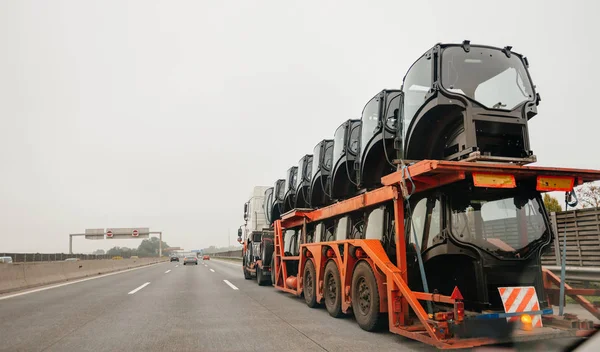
[243,203,249,220]
[237,228,242,237]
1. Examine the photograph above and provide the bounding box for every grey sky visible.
[1,0,598,253]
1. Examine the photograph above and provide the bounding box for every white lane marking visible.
[175,265,179,268]
[0,262,167,301]
[204,264,208,267]
[210,269,215,272]
[128,282,151,295]
[165,270,171,274]
[223,280,239,290]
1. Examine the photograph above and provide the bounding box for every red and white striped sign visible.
[498,286,543,328]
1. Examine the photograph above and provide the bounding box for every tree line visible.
[93,237,170,258]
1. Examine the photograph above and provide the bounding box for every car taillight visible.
[454,301,464,322]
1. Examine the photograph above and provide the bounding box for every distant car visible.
[202,255,210,260]
[131,256,139,259]
[183,256,198,265]
[170,256,179,262]
[0,256,13,264]
[64,258,80,262]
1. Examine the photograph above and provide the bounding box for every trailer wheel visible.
[270,256,276,286]
[351,261,385,331]
[257,267,268,286]
[303,259,318,308]
[323,260,343,318]
[243,266,252,280]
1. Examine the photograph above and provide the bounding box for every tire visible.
[303,259,318,308]
[270,256,276,286]
[351,261,386,331]
[257,267,268,286]
[243,266,252,280]
[323,260,344,318]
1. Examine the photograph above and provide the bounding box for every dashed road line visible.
[165,270,171,274]
[223,280,239,290]
[128,282,151,295]
[210,269,215,272]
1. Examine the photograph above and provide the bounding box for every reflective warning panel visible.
[498,286,543,328]
[472,173,516,188]
[536,175,575,192]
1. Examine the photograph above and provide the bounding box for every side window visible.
[284,229,295,254]
[349,123,360,155]
[409,198,428,249]
[361,97,381,153]
[335,216,349,241]
[365,207,385,240]
[385,93,401,131]
[313,223,323,243]
[410,196,443,251]
[425,198,442,248]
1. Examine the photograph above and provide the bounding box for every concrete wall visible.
[0,258,166,294]
[212,249,242,258]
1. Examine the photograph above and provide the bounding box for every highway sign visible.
[106,228,149,239]
[191,250,200,253]
[85,228,104,240]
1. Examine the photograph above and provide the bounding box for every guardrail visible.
[207,250,242,258]
[544,266,600,283]
[0,258,168,294]
[0,253,116,262]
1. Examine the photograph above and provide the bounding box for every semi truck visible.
[239,186,275,285]
[241,40,600,349]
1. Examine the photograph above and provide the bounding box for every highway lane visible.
[206,259,590,352]
[0,261,170,352]
[0,258,590,352]
[204,259,434,352]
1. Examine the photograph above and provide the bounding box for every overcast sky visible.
[1,0,598,253]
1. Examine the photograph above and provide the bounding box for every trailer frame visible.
[272,159,600,349]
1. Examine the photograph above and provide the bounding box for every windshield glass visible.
[360,97,379,156]
[296,158,304,188]
[402,54,431,139]
[441,46,534,110]
[333,124,345,162]
[312,143,321,179]
[276,180,285,200]
[449,185,548,258]
[305,156,312,181]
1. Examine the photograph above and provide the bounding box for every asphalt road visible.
[0,259,593,352]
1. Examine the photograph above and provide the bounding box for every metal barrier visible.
[0,253,115,263]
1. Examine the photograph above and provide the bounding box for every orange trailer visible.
[270,160,600,349]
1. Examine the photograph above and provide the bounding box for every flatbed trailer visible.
[271,159,600,349]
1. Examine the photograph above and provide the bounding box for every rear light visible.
[434,312,454,321]
[454,301,464,322]
[520,314,533,331]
